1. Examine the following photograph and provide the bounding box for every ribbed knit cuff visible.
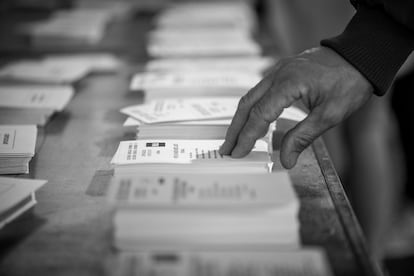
[321,5,414,96]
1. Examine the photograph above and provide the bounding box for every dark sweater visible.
[321,0,414,95]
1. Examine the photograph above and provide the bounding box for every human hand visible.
[219,46,373,169]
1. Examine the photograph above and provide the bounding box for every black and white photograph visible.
[0,0,413,275]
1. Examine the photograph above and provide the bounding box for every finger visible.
[280,106,333,169]
[219,75,273,155]
[230,84,293,158]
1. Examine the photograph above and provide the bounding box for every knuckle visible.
[239,132,258,148]
[295,82,311,97]
[238,95,251,110]
[291,133,314,152]
[320,108,344,126]
[250,103,274,124]
[250,104,266,120]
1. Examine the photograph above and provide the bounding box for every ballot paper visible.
[114,248,333,276]
[109,172,298,250]
[145,56,275,74]
[0,125,37,174]
[120,98,239,124]
[135,125,230,140]
[148,1,259,57]
[129,72,261,97]
[0,109,52,126]
[22,8,119,46]
[121,104,307,126]
[154,2,256,31]
[111,139,269,165]
[148,35,258,52]
[108,172,297,209]
[111,139,272,174]
[0,85,74,126]
[120,101,305,140]
[280,106,308,122]
[74,0,133,18]
[0,60,90,84]
[42,53,121,73]
[131,119,273,141]
[148,28,252,42]
[148,32,254,47]
[155,9,254,29]
[123,118,232,127]
[0,177,46,229]
[0,85,74,111]
[147,40,261,57]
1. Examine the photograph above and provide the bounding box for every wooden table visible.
[0,9,383,276]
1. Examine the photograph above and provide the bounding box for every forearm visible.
[321,1,414,95]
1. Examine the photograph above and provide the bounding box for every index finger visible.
[219,75,273,155]
[229,82,296,158]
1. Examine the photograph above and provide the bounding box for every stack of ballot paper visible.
[122,99,307,126]
[0,85,74,125]
[130,72,261,98]
[145,56,275,74]
[0,53,120,84]
[147,40,261,58]
[154,2,256,31]
[120,97,239,124]
[0,60,89,84]
[147,2,260,57]
[148,28,252,42]
[0,177,46,229]
[107,172,299,250]
[21,6,130,47]
[120,97,306,140]
[114,248,333,276]
[74,0,132,16]
[111,139,272,175]
[42,53,121,73]
[23,11,109,46]
[133,119,232,140]
[148,32,257,46]
[119,97,269,140]
[0,125,37,174]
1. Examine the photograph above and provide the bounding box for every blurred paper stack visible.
[108,172,299,250]
[130,71,262,99]
[147,2,259,57]
[0,53,120,84]
[124,117,232,140]
[0,177,46,228]
[114,248,333,276]
[0,85,74,125]
[145,56,275,74]
[21,3,132,47]
[0,125,37,174]
[0,53,121,126]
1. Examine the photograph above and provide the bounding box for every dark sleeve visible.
[321,1,414,96]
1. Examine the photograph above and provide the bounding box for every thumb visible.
[280,107,332,169]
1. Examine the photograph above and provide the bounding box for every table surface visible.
[0,9,383,276]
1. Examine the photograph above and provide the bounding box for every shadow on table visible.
[0,210,46,261]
